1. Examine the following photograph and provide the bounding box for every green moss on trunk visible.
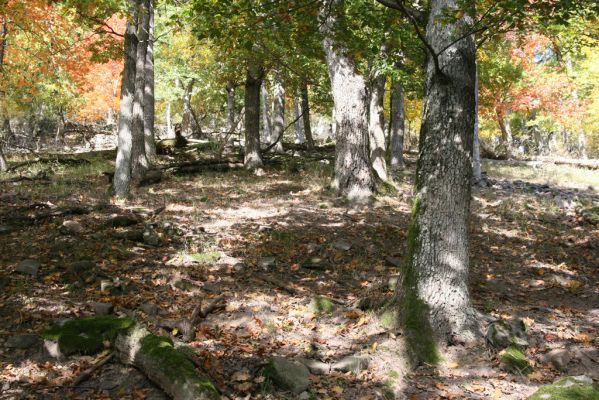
[399,198,440,365]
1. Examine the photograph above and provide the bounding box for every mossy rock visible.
[487,319,528,349]
[263,356,310,394]
[43,315,134,356]
[500,346,533,374]
[309,296,334,315]
[528,376,599,400]
[190,251,221,264]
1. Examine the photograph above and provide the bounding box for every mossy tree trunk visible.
[398,0,479,364]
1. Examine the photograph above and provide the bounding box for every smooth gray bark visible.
[293,96,304,144]
[143,0,156,163]
[244,64,263,169]
[300,83,315,149]
[368,68,388,181]
[114,3,139,198]
[400,0,478,357]
[227,81,236,134]
[261,84,272,144]
[131,0,150,179]
[166,101,173,137]
[390,77,405,169]
[320,0,375,202]
[472,64,482,182]
[181,80,194,138]
[0,16,8,172]
[271,71,285,153]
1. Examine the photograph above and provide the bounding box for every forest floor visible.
[0,145,598,400]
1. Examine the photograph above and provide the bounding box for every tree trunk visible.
[271,71,285,153]
[114,2,138,198]
[181,80,194,138]
[166,101,173,137]
[472,63,482,183]
[244,63,263,169]
[0,16,8,172]
[320,0,375,202]
[368,68,388,181]
[390,77,405,169]
[143,0,156,163]
[227,81,236,134]
[399,0,478,363]
[496,109,512,157]
[301,83,315,149]
[130,0,150,179]
[293,96,304,144]
[261,84,272,145]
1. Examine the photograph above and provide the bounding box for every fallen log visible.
[43,315,220,400]
[6,157,90,172]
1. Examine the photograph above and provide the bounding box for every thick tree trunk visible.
[399,0,478,363]
[472,64,482,183]
[300,83,315,149]
[143,0,156,163]
[244,64,263,169]
[261,84,272,144]
[293,96,304,144]
[320,0,375,202]
[390,77,405,169]
[131,0,150,179]
[271,71,285,153]
[0,144,7,172]
[114,3,138,198]
[0,16,8,172]
[368,69,388,181]
[181,80,194,138]
[227,81,236,134]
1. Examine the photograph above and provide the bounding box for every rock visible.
[388,275,400,291]
[309,296,334,315]
[299,391,310,400]
[301,257,330,270]
[263,356,310,394]
[548,274,581,290]
[143,229,160,246]
[296,358,331,375]
[539,348,571,371]
[92,302,114,316]
[174,279,200,291]
[306,243,322,254]
[5,334,40,349]
[500,346,533,374]
[113,230,144,242]
[385,256,402,268]
[0,225,16,235]
[259,257,276,269]
[100,280,126,295]
[332,239,352,251]
[15,259,40,277]
[69,260,96,275]
[527,376,599,400]
[61,220,84,234]
[140,303,159,316]
[106,214,140,227]
[331,355,369,373]
[486,319,528,349]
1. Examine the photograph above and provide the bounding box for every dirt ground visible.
[1,148,598,399]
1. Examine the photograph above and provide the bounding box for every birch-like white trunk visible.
[293,96,304,144]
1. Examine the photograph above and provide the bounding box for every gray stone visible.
[143,229,160,246]
[264,356,310,394]
[306,243,322,254]
[296,357,331,375]
[106,214,140,227]
[15,259,40,277]
[6,334,40,349]
[174,279,200,291]
[259,257,276,269]
[486,319,528,349]
[92,302,114,316]
[332,239,352,251]
[331,355,369,373]
[70,260,96,275]
[140,303,159,316]
[61,220,84,234]
[539,348,571,371]
[385,256,402,268]
[298,392,310,400]
[0,225,15,235]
